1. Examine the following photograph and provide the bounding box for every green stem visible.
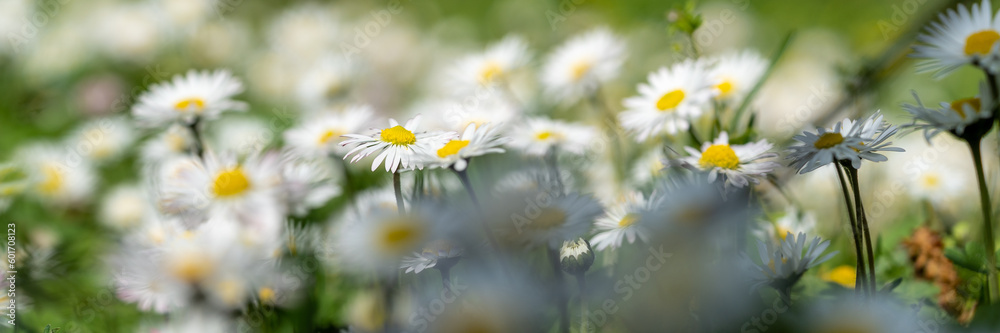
[548,247,570,333]
[729,32,794,134]
[835,163,867,297]
[847,167,877,297]
[186,117,204,159]
[392,171,405,215]
[454,168,502,252]
[969,138,1000,304]
[575,273,589,333]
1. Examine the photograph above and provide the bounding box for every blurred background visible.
[0,0,996,331]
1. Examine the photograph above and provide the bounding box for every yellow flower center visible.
[618,213,639,228]
[215,278,244,305]
[212,167,251,197]
[813,132,844,149]
[479,61,503,84]
[777,226,791,240]
[380,125,417,145]
[536,131,559,141]
[656,89,686,111]
[822,265,856,288]
[169,255,214,283]
[174,97,206,112]
[698,144,740,169]
[921,173,941,189]
[949,97,980,119]
[377,219,424,254]
[716,80,734,97]
[437,140,470,158]
[532,207,568,230]
[965,30,1000,56]
[318,129,343,145]
[570,60,593,81]
[38,164,63,195]
[259,287,276,303]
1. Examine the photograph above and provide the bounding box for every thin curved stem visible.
[835,163,867,297]
[969,138,999,304]
[392,171,405,215]
[847,167,876,297]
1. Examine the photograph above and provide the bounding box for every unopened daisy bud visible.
[560,238,594,275]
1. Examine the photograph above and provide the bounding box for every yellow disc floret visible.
[437,140,470,158]
[949,97,980,119]
[380,125,417,145]
[212,167,251,197]
[174,97,206,112]
[965,30,1000,56]
[813,132,844,149]
[656,89,685,111]
[698,144,740,169]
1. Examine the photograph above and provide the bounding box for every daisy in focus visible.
[902,84,994,139]
[541,27,626,104]
[448,35,530,93]
[132,69,247,127]
[419,122,508,171]
[590,191,657,251]
[707,50,767,102]
[680,131,779,189]
[787,118,869,173]
[912,0,1000,77]
[284,104,374,158]
[506,117,597,156]
[620,59,715,141]
[341,115,456,173]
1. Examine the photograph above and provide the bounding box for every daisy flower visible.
[341,115,456,173]
[295,54,357,108]
[448,35,530,94]
[156,150,285,233]
[207,116,272,157]
[284,104,374,158]
[506,192,603,249]
[100,184,153,230]
[132,69,247,128]
[141,124,195,163]
[400,240,463,274]
[619,59,715,141]
[16,143,96,206]
[681,131,779,188]
[67,116,136,163]
[333,203,444,276]
[279,154,341,217]
[842,111,906,164]
[420,122,508,171]
[903,84,994,140]
[590,191,657,251]
[707,50,767,102]
[506,117,597,156]
[753,207,817,244]
[912,0,1000,77]
[746,232,837,289]
[541,27,626,104]
[787,116,874,173]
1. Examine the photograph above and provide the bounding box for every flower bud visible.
[560,238,594,275]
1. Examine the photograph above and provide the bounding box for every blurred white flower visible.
[419,122,508,171]
[446,35,530,95]
[141,124,195,164]
[279,154,341,216]
[67,116,136,164]
[208,116,273,156]
[707,50,767,103]
[506,117,597,156]
[133,69,247,128]
[285,104,374,158]
[16,143,96,206]
[913,0,1000,77]
[296,54,358,109]
[590,191,656,251]
[100,184,153,230]
[541,27,626,104]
